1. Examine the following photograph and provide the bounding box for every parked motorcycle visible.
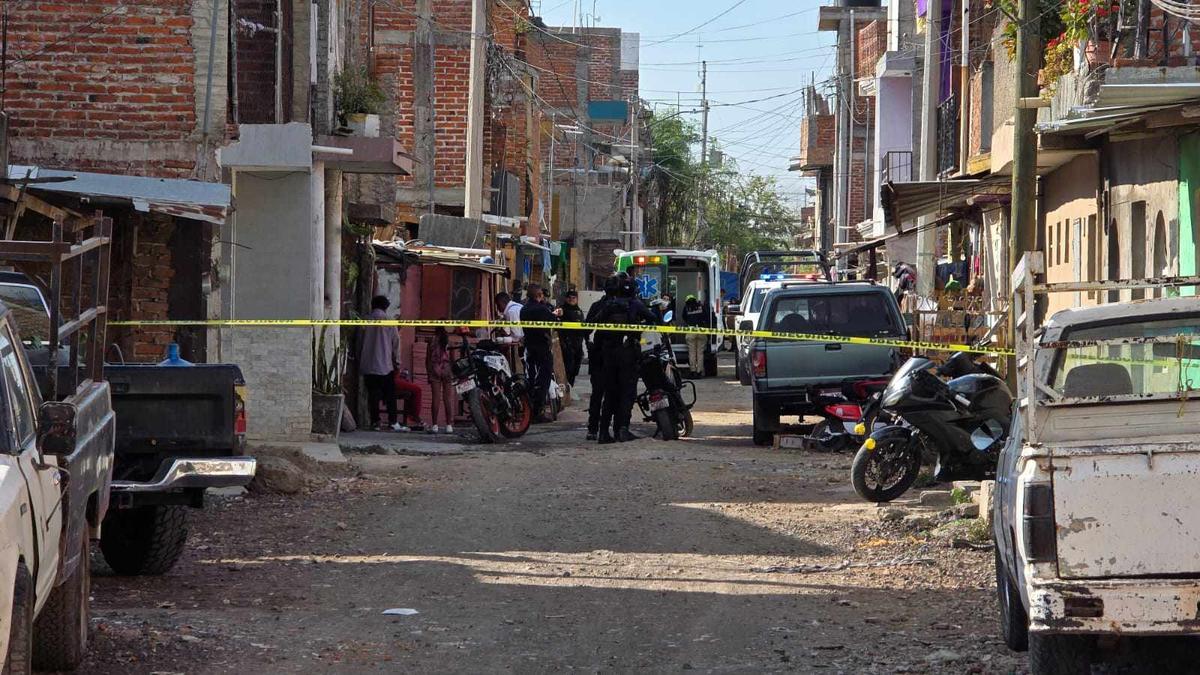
[635,314,696,441]
[850,352,1011,502]
[451,336,532,443]
[807,379,890,452]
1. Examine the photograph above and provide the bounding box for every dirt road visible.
[79,363,1026,674]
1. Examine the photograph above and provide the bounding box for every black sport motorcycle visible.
[850,352,1012,502]
[635,336,696,440]
[451,337,532,443]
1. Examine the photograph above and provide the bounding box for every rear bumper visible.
[110,457,257,493]
[1029,577,1200,635]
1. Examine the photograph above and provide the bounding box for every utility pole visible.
[833,18,850,263]
[915,0,940,297]
[464,0,487,219]
[630,97,640,249]
[696,60,709,243]
[1009,0,1040,339]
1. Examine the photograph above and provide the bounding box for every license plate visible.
[649,397,670,412]
[455,380,476,395]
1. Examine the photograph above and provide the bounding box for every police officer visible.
[596,273,658,443]
[584,276,617,441]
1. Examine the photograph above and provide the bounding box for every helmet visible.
[619,276,637,298]
[603,275,619,294]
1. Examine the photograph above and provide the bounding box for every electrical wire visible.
[641,0,752,47]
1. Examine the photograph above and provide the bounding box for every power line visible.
[642,0,752,47]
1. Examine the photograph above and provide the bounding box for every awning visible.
[1038,82,1200,137]
[373,240,508,274]
[880,174,1011,230]
[8,166,231,225]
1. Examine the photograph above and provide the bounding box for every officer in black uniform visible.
[596,273,658,443]
[584,276,617,440]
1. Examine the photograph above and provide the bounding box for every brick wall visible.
[856,20,886,79]
[5,0,206,178]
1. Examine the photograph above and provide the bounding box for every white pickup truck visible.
[0,302,115,672]
[994,252,1200,673]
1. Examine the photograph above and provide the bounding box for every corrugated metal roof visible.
[1039,82,1200,136]
[372,240,508,274]
[8,166,230,224]
[880,175,1011,229]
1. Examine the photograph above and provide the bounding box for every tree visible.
[642,108,800,263]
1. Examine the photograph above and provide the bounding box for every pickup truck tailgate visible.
[761,341,893,388]
[1054,446,1200,579]
[106,364,243,454]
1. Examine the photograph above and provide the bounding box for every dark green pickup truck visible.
[747,281,906,445]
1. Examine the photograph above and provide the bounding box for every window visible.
[0,324,35,445]
[980,62,994,152]
[1047,222,1055,267]
[1131,201,1147,300]
[0,284,50,346]
[1086,215,1098,299]
[749,288,769,313]
[450,269,481,321]
[766,292,903,338]
[1051,315,1200,399]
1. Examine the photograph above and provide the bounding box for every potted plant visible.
[335,67,386,137]
[312,327,348,436]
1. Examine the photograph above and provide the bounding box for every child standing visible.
[426,327,456,434]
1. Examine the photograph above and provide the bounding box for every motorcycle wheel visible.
[466,388,500,444]
[654,408,678,440]
[850,435,922,503]
[677,409,694,438]
[499,392,533,438]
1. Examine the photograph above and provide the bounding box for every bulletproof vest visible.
[601,297,639,347]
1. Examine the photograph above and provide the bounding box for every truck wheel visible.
[1028,634,1093,675]
[704,352,718,377]
[32,528,89,671]
[736,355,751,385]
[100,505,188,576]
[3,563,33,675]
[996,549,1029,652]
[752,398,778,446]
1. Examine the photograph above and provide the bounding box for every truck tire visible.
[752,398,778,446]
[996,549,1029,652]
[704,351,718,377]
[32,528,89,671]
[3,563,33,675]
[1028,634,1093,675]
[100,505,188,576]
[736,354,751,385]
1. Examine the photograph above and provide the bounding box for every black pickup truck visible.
[0,273,255,575]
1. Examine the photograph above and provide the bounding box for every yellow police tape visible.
[109,318,1014,356]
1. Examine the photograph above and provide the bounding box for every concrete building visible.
[6,0,410,441]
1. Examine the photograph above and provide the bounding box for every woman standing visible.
[426,327,456,434]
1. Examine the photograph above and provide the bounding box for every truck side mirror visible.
[37,401,77,457]
[739,320,754,332]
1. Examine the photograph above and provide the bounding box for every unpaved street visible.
[79,364,1024,673]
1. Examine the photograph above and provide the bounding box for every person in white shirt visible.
[493,291,524,345]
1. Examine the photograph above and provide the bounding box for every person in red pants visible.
[392,368,425,431]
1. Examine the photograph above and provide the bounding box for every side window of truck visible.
[0,322,35,446]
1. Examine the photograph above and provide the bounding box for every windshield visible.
[1050,314,1200,399]
[0,284,49,345]
[882,357,933,406]
[765,291,903,337]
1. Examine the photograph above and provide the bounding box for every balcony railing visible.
[936,97,959,176]
[882,150,912,183]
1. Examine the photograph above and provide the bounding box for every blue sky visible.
[535,0,838,208]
